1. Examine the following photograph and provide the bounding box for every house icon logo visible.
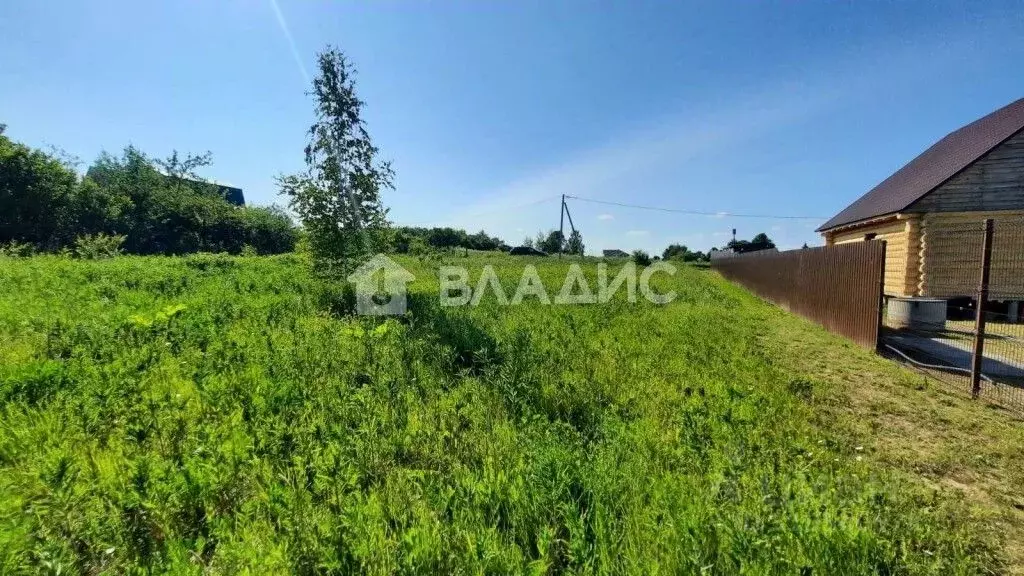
[346,254,416,315]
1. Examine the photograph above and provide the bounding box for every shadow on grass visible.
[406,292,502,376]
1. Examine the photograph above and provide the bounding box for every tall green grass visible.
[0,253,1002,574]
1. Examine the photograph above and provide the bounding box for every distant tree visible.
[662,243,689,260]
[539,230,565,254]
[390,226,507,253]
[632,249,652,266]
[426,227,465,249]
[751,232,776,249]
[534,230,547,251]
[278,46,393,277]
[522,236,535,249]
[662,243,709,262]
[391,228,413,253]
[1,127,296,255]
[154,150,213,186]
[727,232,776,254]
[468,230,499,251]
[566,229,584,255]
[802,242,809,249]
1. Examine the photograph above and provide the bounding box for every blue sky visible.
[2,1,1022,254]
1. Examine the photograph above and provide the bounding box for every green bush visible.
[0,129,79,249]
[632,249,652,266]
[73,233,126,259]
[0,131,299,256]
[0,241,37,257]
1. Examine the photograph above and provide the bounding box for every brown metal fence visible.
[880,218,1024,414]
[711,242,886,348]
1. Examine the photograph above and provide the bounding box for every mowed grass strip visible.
[0,252,1017,574]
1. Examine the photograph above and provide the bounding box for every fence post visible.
[970,218,994,397]
[874,240,887,351]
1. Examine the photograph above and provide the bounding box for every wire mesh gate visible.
[880,218,1024,414]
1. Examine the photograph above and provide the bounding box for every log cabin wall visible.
[827,218,915,297]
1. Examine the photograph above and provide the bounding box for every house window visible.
[864,233,877,241]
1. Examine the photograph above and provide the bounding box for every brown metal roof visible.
[818,97,1024,232]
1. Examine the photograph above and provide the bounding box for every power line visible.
[565,195,827,220]
[395,196,560,227]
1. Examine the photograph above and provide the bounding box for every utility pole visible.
[558,194,565,259]
[565,204,577,256]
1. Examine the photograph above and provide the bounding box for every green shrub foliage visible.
[0,128,297,255]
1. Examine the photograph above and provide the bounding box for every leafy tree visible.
[566,230,584,255]
[392,228,413,253]
[534,230,547,251]
[632,249,652,266]
[662,243,689,260]
[751,232,776,249]
[727,232,776,254]
[538,230,565,254]
[1,128,296,255]
[468,229,502,251]
[426,227,465,249]
[662,243,709,262]
[71,176,132,237]
[388,226,507,254]
[237,205,301,254]
[154,150,213,187]
[278,46,393,277]
[522,236,535,249]
[0,131,79,248]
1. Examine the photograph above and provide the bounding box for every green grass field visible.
[1,252,1022,574]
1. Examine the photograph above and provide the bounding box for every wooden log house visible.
[818,98,1024,321]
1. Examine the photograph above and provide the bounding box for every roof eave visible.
[817,213,900,234]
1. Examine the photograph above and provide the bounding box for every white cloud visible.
[715,211,729,218]
[626,230,650,236]
[597,214,614,221]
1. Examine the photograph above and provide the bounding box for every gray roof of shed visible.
[818,98,1024,232]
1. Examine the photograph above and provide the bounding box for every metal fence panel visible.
[711,242,885,348]
[880,219,1024,414]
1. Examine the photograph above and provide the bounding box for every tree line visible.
[662,232,777,262]
[0,125,298,256]
[392,226,510,254]
[521,229,585,255]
